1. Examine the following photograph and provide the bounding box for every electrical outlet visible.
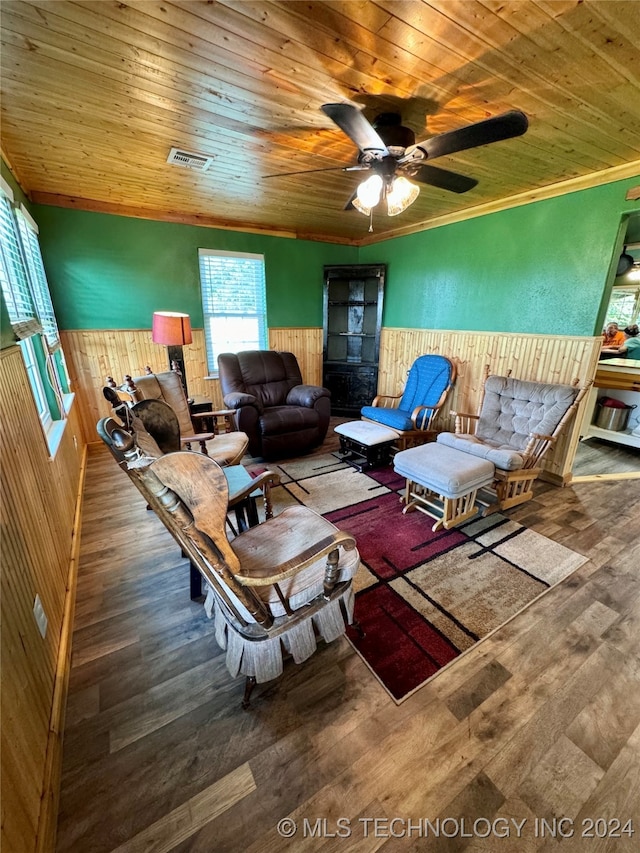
[33,594,48,638]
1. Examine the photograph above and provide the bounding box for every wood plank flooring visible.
[56,424,640,852]
[572,437,640,478]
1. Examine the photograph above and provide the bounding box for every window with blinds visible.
[16,208,60,347]
[198,249,267,374]
[0,193,35,330]
[1,177,70,445]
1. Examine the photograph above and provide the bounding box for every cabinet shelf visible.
[329,332,375,338]
[585,425,640,448]
[323,264,385,416]
[324,359,376,366]
[328,300,378,307]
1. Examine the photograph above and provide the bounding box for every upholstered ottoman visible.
[334,420,398,471]
[394,443,495,531]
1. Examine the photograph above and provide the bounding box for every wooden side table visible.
[189,396,235,433]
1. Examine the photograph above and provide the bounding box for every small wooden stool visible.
[334,421,398,471]
[394,443,495,531]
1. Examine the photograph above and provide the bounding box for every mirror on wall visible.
[572,212,640,480]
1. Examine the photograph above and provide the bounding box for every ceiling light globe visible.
[386,176,420,216]
[352,197,372,216]
[357,174,383,208]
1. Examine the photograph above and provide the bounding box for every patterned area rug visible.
[250,454,588,703]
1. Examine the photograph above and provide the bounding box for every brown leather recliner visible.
[218,351,331,460]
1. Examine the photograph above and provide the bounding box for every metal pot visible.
[594,402,637,431]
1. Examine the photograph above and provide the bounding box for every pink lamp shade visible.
[152,311,193,346]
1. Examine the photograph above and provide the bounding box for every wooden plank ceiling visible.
[2,0,640,245]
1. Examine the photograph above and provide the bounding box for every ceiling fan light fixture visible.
[355,174,383,213]
[386,176,420,216]
[352,197,372,216]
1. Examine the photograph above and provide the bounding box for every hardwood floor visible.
[572,436,640,478]
[56,425,640,852]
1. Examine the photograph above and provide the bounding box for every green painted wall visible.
[360,177,640,336]
[32,206,358,330]
[8,160,640,339]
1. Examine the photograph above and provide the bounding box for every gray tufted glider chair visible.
[436,374,590,511]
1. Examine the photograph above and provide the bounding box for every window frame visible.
[198,248,268,376]
[19,336,52,429]
[0,175,72,454]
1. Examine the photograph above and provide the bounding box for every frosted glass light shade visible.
[352,196,372,216]
[386,177,420,216]
[356,174,383,209]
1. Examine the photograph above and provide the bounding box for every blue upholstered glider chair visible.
[361,354,456,449]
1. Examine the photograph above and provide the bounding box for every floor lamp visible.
[152,311,192,401]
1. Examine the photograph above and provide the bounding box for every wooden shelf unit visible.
[580,358,640,450]
[322,264,385,416]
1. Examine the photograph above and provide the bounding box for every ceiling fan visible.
[267,104,529,219]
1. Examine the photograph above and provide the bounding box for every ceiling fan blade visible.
[408,110,528,161]
[321,104,389,156]
[264,165,349,178]
[264,164,369,178]
[343,189,358,211]
[408,164,478,194]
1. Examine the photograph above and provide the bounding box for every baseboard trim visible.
[36,442,88,853]
[571,470,640,483]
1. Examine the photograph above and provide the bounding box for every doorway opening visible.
[572,212,640,481]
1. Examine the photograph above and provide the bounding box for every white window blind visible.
[16,207,60,347]
[0,192,37,332]
[0,181,70,441]
[198,249,267,373]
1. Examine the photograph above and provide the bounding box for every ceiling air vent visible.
[166,147,214,171]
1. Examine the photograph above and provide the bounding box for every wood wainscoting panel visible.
[60,329,217,445]
[378,329,602,481]
[61,328,324,445]
[268,327,323,386]
[60,326,600,477]
[0,346,85,853]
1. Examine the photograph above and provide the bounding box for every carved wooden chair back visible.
[97,413,277,532]
[95,421,360,706]
[103,379,249,465]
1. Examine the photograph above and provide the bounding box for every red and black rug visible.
[252,454,588,703]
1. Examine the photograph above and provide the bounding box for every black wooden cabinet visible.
[323,264,385,416]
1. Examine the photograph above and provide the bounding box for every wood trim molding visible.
[28,193,359,246]
[359,160,640,245]
[30,166,639,249]
[36,443,88,853]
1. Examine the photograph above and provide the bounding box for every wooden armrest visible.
[453,411,479,435]
[192,409,236,434]
[371,393,401,408]
[192,408,235,419]
[521,432,558,468]
[410,404,438,430]
[227,470,280,505]
[181,432,214,443]
[451,411,479,420]
[235,529,356,587]
[529,432,556,442]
